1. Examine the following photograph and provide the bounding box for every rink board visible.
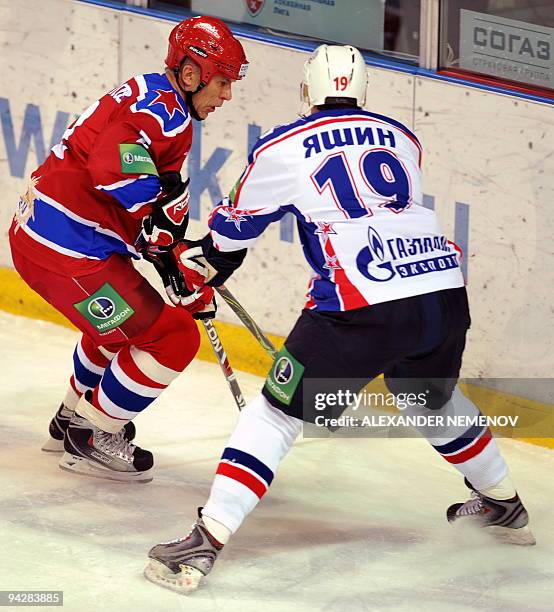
[0,0,552,430]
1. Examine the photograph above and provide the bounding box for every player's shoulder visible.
[127,72,192,138]
[247,115,314,163]
[357,109,422,149]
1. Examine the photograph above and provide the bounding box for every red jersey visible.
[10,72,193,275]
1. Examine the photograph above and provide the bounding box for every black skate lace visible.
[94,428,135,462]
[457,491,484,516]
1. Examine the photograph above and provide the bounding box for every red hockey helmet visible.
[166,16,249,86]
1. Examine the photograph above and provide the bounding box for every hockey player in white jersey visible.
[144,45,534,594]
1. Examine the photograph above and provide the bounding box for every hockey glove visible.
[143,248,216,320]
[176,235,247,288]
[140,172,190,250]
[172,241,218,290]
[180,285,217,320]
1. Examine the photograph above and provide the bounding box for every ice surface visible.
[0,312,553,612]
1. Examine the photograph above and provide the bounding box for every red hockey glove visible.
[143,246,216,320]
[172,241,217,291]
[180,285,217,320]
[140,172,190,249]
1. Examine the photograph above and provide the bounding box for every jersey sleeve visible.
[88,120,162,218]
[208,146,293,252]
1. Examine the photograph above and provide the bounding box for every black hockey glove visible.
[143,248,216,320]
[139,172,190,250]
[177,234,247,288]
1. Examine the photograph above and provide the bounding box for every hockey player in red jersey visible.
[8,16,248,482]
[144,44,534,593]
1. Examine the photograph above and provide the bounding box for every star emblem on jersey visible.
[225,210,250,231]
[133,75,189,136]
[315,222,337,241]
[323,255,342,271]
[150,89,183,120]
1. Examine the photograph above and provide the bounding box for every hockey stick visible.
[215,285,278,360]
[202,318,246,411]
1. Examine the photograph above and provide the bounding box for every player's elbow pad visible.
[200,234,247,287]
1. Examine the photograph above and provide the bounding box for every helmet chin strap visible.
[185,90,204,122]
[173,66,206,122]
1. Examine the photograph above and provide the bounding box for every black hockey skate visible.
[42,402,136,453]
[144,510,223,594]
[59,412,152,482]
[447,478,535,545]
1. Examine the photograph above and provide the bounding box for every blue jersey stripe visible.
[102,175,160,211]
[221,447,274,486]
[432,423,487,455]
[311,279,342,311]
[209,207,287,241]
[27,198,137,260]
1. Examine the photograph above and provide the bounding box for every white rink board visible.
[0,0,552,379]
[413,78,554,378]
[0,0,120,263]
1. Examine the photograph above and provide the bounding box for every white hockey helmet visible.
[301,44,368,108]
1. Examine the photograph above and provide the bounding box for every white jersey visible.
[208,108,464,312]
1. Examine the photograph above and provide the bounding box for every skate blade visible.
[41,437,64,453]
[488,524,536,546]
[144,559,203,595]
[59,452,152,483]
